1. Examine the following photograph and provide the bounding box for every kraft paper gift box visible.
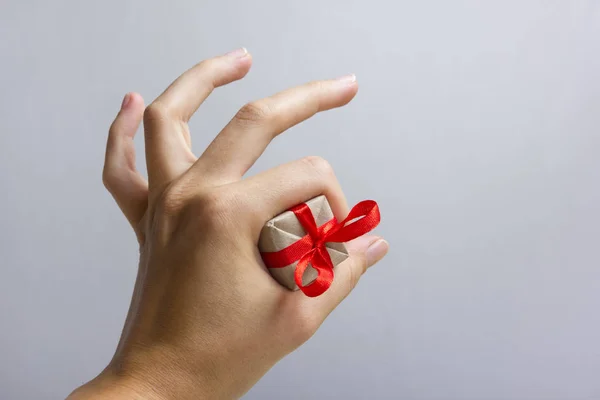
[258,195,349,291]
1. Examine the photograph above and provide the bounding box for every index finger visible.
[189,75,359,184]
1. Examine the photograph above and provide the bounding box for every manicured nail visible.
[121,93,131,110]
[366,239,389,265]
[336,73,357,84]
[225,47,248,58]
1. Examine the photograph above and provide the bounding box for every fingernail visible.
[121,93,131,110]
[225,47,248,59]
[336,73,357,84]
[366,239,389,265]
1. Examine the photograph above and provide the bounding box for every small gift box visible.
[259,195,380,297]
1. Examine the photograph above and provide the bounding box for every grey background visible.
[1,1,599,399]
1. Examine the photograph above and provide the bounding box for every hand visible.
[70,49,389,400]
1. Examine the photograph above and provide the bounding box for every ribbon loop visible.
[261,199,381,297]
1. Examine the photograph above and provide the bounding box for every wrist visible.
[68,351,224,400]
[67,370,168,400]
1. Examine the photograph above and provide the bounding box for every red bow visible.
[261,200,381,297]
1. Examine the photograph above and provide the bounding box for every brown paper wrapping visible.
[258,195,349,291]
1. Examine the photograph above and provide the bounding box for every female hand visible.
[70,48,389,400]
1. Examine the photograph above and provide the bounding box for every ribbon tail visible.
[294,248,335,298]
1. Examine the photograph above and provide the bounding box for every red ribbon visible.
[261,200,381,297]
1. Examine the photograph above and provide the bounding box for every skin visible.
[68,48,389,400]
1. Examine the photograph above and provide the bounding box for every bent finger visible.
[190,75,358,183]
[103,92,148,239]
[144,50,252,188]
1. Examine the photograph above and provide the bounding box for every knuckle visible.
[191,190,237,230]
[308,79,326,92]
[301,155,334,177]
[346,255,367,292]
[194,58,211,70]
[290,310,320,345]
[191,60,219,86]
[275,298,321,349]
[196,58,218,74]
[143,101,170,124]
[108,120,119,137]
[101,168,116,192]
[235,101,273,125]
[159,184,188,215]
